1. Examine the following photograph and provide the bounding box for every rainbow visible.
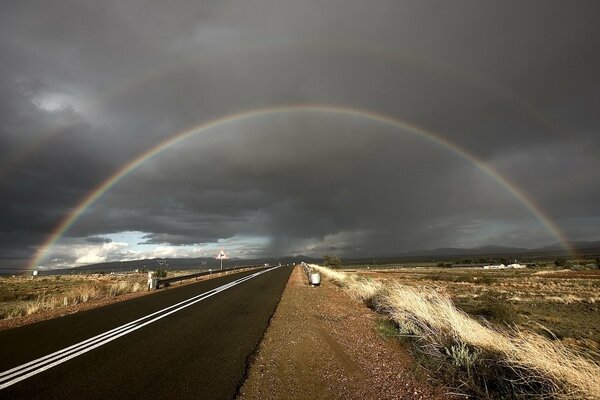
[27,104,574,269]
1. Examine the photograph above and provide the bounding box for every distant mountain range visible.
[536,241,600,252]
[389,241,600,259]
[398,245,528,258]
[9,241,597,275]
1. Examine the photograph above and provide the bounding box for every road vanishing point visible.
[0,266,292,400]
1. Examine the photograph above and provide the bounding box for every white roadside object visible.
[309,272,321,286]
[147,271,157,290]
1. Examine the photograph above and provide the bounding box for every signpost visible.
[216,249,227,270]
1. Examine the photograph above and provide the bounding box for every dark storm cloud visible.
[68,115,545,257]
[0,0,599,267]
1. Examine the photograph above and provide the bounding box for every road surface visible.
[0,266,292,399]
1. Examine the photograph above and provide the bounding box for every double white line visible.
[0,267,276,390]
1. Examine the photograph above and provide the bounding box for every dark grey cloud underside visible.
[0,1,599,266]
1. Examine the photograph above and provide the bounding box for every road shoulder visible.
[238,266,450,400]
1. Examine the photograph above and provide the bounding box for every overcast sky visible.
[1,1,599,269]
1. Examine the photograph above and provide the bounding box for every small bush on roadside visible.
[445,341,480,377]
[154,268,168,278]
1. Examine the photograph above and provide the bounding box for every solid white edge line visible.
[0,267,276,388]
[0,273,251,381]
[0,270,264,383]
[0,267,275,389]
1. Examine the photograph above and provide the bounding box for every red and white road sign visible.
[216,250,227,259]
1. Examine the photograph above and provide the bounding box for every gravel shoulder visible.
[238,266,451,400]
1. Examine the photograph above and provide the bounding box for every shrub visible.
[323,255,342,268]
[445,341,480,375]
[555,257,567,267]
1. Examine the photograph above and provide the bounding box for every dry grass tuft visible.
[311,264,600,400]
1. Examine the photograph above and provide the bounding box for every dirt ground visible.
[238,266,451,400]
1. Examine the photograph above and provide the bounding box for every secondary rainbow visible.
[27,104,574,269]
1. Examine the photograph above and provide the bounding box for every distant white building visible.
[483,263,525,269]
[483,264,506,269]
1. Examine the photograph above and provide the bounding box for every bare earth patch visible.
[238,266,451,400]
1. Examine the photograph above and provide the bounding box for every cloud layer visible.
[1,1,599,268]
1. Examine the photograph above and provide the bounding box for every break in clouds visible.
[0,1,599,269]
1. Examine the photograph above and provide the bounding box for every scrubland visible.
[0,268,235,323]
[311,264,600,400]
[367,267,600,350]
[0,273,148,320]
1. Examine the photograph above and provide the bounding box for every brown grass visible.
[0,274,147,320]
[311,264,600,400]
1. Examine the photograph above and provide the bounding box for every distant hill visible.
[536,241,600,252]
[390,241,600,260]
[399,245,529,258]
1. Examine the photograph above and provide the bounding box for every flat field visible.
[0,269,217,328]
[0,273,148,320]
[354,266,600,356]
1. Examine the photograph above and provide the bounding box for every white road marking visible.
[0,267,277,390]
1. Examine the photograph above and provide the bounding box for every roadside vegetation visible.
[0,267,256,324]
[367,266,600,350]
[0,273,150,320]
[311,264,600,400]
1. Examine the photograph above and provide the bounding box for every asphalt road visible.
[0,266,292,400]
